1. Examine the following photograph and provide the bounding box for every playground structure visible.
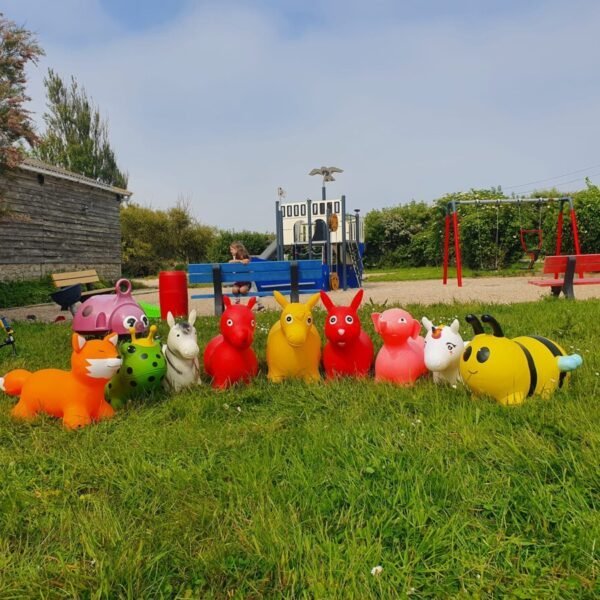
[272,194,365,292]
[443,196,581,287]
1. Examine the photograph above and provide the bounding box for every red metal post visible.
[452,209,462,287]
[570,208,581,255]
[443,213,451,284]
[555,209,564,256]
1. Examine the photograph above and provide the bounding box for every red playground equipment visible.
[443,196,581,287]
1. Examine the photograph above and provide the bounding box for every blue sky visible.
[6,0,600,231]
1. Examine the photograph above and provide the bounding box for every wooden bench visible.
[189,260,325,315]
[50,269,114,310]
[528,254,600,299]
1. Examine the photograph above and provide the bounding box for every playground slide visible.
[256,239,278,261]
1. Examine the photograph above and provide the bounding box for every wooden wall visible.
[0,168,122,282]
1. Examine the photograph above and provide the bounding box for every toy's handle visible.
[115,278,133,296]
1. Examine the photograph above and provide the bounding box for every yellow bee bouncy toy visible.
[460,314,583,406]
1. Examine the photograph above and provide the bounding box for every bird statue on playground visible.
[308,166,344,182]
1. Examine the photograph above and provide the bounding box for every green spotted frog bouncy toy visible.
[106,325,167,409]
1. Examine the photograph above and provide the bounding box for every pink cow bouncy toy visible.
[203,297,259,389]
[372,308,428,385]
[320,289,374,378]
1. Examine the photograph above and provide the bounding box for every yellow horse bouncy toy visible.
[266,291,321,382]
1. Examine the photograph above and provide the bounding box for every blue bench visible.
[189,260,325,315]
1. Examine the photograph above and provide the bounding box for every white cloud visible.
[10,0,600,232]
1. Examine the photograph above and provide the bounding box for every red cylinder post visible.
[159,271,189,320]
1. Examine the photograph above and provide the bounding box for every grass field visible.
[0,299,599,598]
[364,265,536,283]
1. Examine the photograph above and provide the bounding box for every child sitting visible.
[228,241,265,310]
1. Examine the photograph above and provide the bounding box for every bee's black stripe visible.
[515,342,537,397]
[526,335,567,388]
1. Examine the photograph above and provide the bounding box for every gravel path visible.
[3,275,600,324]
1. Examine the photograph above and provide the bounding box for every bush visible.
[208,231,275,263]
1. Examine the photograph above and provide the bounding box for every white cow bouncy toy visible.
[422,317,465,385]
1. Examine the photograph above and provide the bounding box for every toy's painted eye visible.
[329,316,338,325]
[123,315,137,329]
[141,315,149,327]
[226,319,234,327]
[251,320,256,327]
[462,346,472,361]
[398,317,407,323]
[446,342,456,350]
[345,315,354,324]
[285,315,293,323]
[476,347,490,363]
[127,345,136,354]
[307,317,312,325]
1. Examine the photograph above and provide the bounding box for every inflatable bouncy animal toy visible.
[163,310,201,392]
[1,333,121,428]
[460,314,583,406]
[204,298,258,389]
[266,291,321,382]
[72,279,149,337]
[422,317,465,385]
[320,289,374,378]
[372,308,428,385]
[106,325,167,408]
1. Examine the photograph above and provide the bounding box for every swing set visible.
[443,196,581,287]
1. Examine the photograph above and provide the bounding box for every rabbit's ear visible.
[166,312,175,328]
[350,289,364,311]
[247,297,257,309]
[320,291,334,311]
[410,319,422,339]
[223,297,232,309]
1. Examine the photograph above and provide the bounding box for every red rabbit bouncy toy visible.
[320,289,374,379]
[203,297,259,388]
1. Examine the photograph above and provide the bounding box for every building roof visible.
[19,158,133,197]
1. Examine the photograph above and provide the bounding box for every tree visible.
[120,201,217,276]
[0,13,44,172]
[34,69,128,188]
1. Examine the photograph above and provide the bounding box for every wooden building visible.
[0,158,132,282]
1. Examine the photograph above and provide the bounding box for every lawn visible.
[0,299,599,598]
[364,265,538,283]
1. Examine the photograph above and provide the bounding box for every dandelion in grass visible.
[236,406,242,412]
[371,565,383,576]
[223,403,229,409]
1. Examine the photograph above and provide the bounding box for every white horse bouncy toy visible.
[422,317,465,385]
[163,310,201,392]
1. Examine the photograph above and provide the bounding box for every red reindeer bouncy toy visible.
[320,289,374,379]
[203,297,259,388]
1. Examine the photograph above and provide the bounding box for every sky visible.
[6,0,600,232]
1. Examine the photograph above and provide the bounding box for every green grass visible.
[364,265,538,283]
[1,300,599,597]
[0,276,56,309]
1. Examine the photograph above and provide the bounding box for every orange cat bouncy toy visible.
[0,333,121,429]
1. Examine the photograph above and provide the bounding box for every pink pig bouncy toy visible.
[203,297,259,389]
[372,308,428,385]
[320,289,374,378]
